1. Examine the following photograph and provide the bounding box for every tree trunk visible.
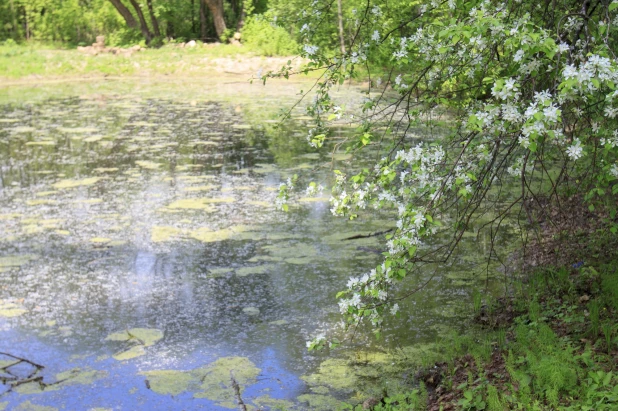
[337,0,346,54]
[146,0,160,37]
[107,0,138,29]
[128,0,153,43]
[24,7,29,40]
[191,0,196,34]
[204,0,227,39]
[236,0,245,31]
[8,0,18,39]
[199,0,207,40]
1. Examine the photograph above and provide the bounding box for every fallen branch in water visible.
[9,376,43,388]
[342,228,394,241]
[230,371,247,411]
[0,352,45,370]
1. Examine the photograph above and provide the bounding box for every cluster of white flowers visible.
[305,183,324,197]
[303,44,319,56]
[288,0,618,342]
[566,138,585,160]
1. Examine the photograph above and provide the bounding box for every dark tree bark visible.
[146,0,160,37]
[199,0,207,40]
[107,0,138,29]
[204,0,227,39]
[128,0,153,43]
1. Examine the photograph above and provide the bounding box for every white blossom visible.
[566,138,584,160]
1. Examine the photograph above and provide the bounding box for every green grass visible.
[0,42,300,80]
[349,256,618,410]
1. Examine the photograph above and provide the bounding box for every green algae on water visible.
[52,177,101,190]
[297,394,343,411]
[236,264,276,277]
[106,328,163,346]
[242,307,260,316]
[165,199,217,211]
[14,368,107,394]
[0,254,37,268]
[253,395,295,410]
[141,356,261,408]
[106,328,163,361]
[112,345,146,361]
[151,226,183,242]
[141,370,195,396]
[135,160,162,170]
[14,401,57,411]
[0,300,27,317]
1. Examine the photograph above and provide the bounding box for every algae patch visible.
[141,357,260,407]
[106,328,163,361]
[165,199,217,211]
[0,300,27,317]
[297,394,343,411]
[140,370,194,396]
[190,225,259,243]
[14,368,108,394]
[52,177,101,190]
[135,160,162,170]
[253,395,295,410]
[151,226,183,242]
[236,264,276,277]
[106,328,163,346]
[0,254,37,269]
[242,306,260,316]
[14,401,57,411]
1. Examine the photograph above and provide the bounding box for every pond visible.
[0,77,511,410]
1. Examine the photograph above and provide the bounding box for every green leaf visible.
[604,371,613,386]
[610,2,618,11]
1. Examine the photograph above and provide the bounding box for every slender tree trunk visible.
[204,0,227,39]
[199,0,207,40]
[146,0,160,37]
[236,1,245,31]
[107,0,138,29]
[167,18,175,38]
[24,7,29,40]
[9,0,18,39]
[191,0,196,34]
[337,0,346,54]
[128,0,153,43]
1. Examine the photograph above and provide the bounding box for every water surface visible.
[0,78,509,410]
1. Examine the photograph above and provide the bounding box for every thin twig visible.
[230,371,247,411]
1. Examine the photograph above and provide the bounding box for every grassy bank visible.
[0,43,306,81]
[356,248,618,410]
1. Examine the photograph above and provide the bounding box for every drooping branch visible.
[107,0,138,29]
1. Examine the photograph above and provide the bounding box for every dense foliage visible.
[0,0,269,45]
[265,0,618,346]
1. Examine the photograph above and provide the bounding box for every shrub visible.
[241,15,298,56]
